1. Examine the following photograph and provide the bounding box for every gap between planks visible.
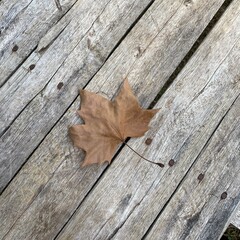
[54,2,239,239]
[142,93,240,240]
[0,0,229,195]
[0,0,157,193]
[0,0,78,87]
[0,0,238,239]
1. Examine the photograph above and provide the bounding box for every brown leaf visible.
[69,79,158,167]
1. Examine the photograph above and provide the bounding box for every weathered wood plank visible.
[0,0,237,239]
[0,0,223,192]
[145,95,240,240]
[0,0,128,132]
[51,2,240,239]
[231,204,240,229]
[0,0,77,87]
[219,202,240,237]
[0,0,155,192]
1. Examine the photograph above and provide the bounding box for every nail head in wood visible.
[168,159,175,167]
[145,138,152,145]
[221,192,227,200]
[57,82,64,90]
[12,45,19,52]
[29,64,35,70]
[198,173,204,182]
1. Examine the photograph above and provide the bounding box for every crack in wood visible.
[148,0,234,109]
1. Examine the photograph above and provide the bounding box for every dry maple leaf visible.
[69,79,160,167]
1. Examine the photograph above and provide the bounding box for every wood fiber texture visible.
[1,0,239,239]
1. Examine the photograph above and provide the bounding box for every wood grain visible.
[0,0,137,133]
[0,0,155,192]
[231,204,240,229]
[53,1,239,239]
[0,0,77,87]
[0,0,236,239]
[0,0,226,192]
[145,95,240,240]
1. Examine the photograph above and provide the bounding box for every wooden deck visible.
[0,0,240,239]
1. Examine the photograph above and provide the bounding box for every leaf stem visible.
[123,142,164,168]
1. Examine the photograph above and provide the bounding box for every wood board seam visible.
[0,0,157,195]
[142,92,240,239]
[149,0,234,109]
[0,0,79,89]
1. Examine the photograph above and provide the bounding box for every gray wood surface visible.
[0,1,222,189]
[0,0,151,134]
[0,0,77,87]
[1,0,239,239]
[54,1,240,239]
[231,203,240,229]
[0,0,155,192]
[145,95,240,240]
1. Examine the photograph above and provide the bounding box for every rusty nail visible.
[57,82,64,90]
[12,45,19,52]
[168,159,175,167]
[221,192,227,200]
[197,173,204,182]
[145,138,152,145]
[29,64,35,70]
